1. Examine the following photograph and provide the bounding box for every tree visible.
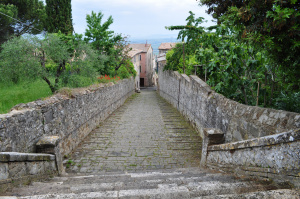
[0,0,45,46]
[198,0,300,88]
[0,34,97,93]
[165,11,300,112]
[84,11,123,76]
[45,0,73,34]
[165,11,206,75]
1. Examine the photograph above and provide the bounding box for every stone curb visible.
[0,152,55,163]
[208,128,300,151]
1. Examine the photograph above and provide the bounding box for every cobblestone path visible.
[64,88,202,174]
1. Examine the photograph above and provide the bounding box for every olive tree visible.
[0,34,97,93]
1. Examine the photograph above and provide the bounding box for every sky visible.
[71,0,216,40]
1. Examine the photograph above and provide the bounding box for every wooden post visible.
[256,82,260,106]
[193,65,202,76]
[205,67,207,82]
[183,43,185,74]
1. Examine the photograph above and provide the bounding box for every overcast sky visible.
[71,0,215,40]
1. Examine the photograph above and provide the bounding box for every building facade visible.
[128,48,143,90]
[128,43,153,87]
[158,43,177,55]
[157,43,177,69]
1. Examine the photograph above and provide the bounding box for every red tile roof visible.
[128,48,143,58]
[128,44,151,53]
[158,43,177,50]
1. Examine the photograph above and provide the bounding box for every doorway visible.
[140,78,144,87]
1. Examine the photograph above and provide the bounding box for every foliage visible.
[97,75,120,84]
[85,11,118,52]
[45,0,73,34]
[0,33,97,93]
[84,11,129,75]
[0,0,45,46]
[121,60,137,77]
[115,58,137,80]
[198,0,300,87]
[0,35,42,84]
[165,11,300,112]
[274,92,300,113]
[117,65,131,79]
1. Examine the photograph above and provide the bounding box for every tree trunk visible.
[241,86,248,105]
[264,72,267,107]
[256,82,260,106]
[269,80,275,106]
[54,60,66,91]
[39,51,55,93]
[43,77,55,93]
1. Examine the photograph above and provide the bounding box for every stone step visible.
[15,186,295,199]
[40,169,238,186]
[7,170,277,198]
[5,167,298,198]
[20,175,246,195]
[9,172,234,195]
[197,189,300,199]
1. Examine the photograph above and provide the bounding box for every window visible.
[139,55,142,61]
[139,65,141,73]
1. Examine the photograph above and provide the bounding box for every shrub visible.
[274,92,300,113]
[117,65,130,79]
[97,75,120,84]
[65,75,95,88]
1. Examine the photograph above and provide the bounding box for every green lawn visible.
[0,80,53,114]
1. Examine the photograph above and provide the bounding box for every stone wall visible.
[158,68,300,186]
[158,68,300,142]
[0,152,57,193]
[0,78,135,155]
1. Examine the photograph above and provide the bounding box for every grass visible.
[0,79,52,114]
[0,74,124,114]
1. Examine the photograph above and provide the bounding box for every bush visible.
[63,74,95,88]
[274,92,300,113]
[117,65,130,79]
[97,75,120,84]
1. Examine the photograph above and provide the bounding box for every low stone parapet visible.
[158,67,300,187]
[0,78,135,155]
[0,152,57,193]
[204,129,300,187]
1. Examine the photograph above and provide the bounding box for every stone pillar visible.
[36,136,66,175]
[200,128,225,167]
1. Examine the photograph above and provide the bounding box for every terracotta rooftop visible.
[158,43,177,50]
[128,48,143,58]
[128,43,151,53]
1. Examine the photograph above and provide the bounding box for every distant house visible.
[157,42,177,69]
[158,43,177,55]
[128,48,143,90]
[128,43,154,87]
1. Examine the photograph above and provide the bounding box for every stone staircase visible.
[4,168,298,198]
[2,90,299,198]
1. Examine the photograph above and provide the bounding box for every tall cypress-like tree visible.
[0,0,45,46]
[45,0,73,34]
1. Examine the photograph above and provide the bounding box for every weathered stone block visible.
[203,128,225,145]
[44,109,54,124]
[8,162,26,178]
[27,162,43,175]
[0,153,9,162]
[0,152,28,162]
[36,136,60,154]
[200,128,224,167]
[27,154,47,161]
[0,163,9,180]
